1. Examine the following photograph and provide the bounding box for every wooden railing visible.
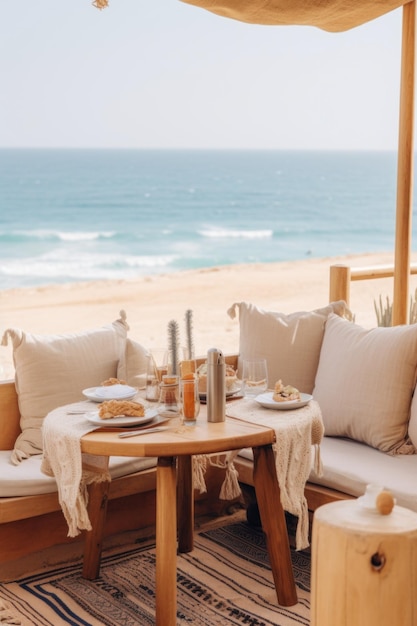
[329,263,417,324]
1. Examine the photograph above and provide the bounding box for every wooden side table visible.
[311,500,417,626]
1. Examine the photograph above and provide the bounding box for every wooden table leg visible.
[177,454,194,553]
[252,444,298,607]
[83,479,110,580]
[156,456,177,626]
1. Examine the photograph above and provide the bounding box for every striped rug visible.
[0,522,310,625]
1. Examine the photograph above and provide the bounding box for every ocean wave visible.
[0,250,179,282]
[198,227,273,239]
[0,229,117,243]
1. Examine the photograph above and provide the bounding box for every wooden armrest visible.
[0,381,21,449]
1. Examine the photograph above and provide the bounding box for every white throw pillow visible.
[117,338,149,388]
[313,314,417,454]
[227,300,350,394]
[1,311,129,464]
[405,385,417,449]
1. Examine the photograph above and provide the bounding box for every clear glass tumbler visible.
[242,359,268,398]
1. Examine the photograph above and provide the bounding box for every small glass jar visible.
[158,375,181,418]
[180,374,200,426]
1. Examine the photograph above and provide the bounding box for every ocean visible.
[0,148,408,291]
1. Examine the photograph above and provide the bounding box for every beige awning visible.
[180,0,410,32]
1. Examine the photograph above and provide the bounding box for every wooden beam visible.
[393,1,416,325]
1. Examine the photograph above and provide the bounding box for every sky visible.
[0,1,405,150]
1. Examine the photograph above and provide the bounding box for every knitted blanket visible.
[41,401,110,538]
[223,398,323,550]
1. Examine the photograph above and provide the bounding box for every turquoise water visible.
[0,148,406,290]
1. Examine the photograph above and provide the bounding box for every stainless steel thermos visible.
[206,348,226,422]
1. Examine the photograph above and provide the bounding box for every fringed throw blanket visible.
[41,401,110,537]
[202,399,324,551]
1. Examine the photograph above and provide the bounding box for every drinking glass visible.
[158,374,181,418]
[242,359,268,398]
[145,349,169,402]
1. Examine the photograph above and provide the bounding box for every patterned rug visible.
[0,522,310,625]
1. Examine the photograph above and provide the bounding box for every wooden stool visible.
[311,499,417,626]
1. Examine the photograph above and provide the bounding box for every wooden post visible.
[311,501,417,626]
[329,264,351,305]
[393,1,416,326]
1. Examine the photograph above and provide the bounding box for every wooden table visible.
[80,415,298,625]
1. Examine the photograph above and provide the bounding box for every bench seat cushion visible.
[0,451,157,497]
[238,436,417,513]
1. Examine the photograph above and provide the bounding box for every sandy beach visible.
[1,251,416,375]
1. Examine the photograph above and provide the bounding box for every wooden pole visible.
[329,264,351,305]
[393,1,416,326]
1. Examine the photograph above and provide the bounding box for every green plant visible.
[410,288,417,324]
[374,288,417,326]
[374,295,392,327]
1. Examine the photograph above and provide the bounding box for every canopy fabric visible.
[180,0,409,32]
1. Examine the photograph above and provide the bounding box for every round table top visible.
[81,413,275,458]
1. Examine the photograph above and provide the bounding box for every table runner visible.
[223,398,323,550]
[42,399,323,548]
[41,401,109,537]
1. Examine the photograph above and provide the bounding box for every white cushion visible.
[1,312,129,463]
[0,450,156,497]
[117,338,149,388]
[227,300,350,394]
[408,386,417,449]
[313,314,417,454]
[308,437,417,512]
[238,437,417,513]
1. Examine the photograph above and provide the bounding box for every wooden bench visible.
[0,378,231,580]
[0,351,346,580]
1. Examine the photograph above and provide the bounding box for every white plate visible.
[85,408,158,427]
[199,381,242,402]
[94,384,137,399]
[199,390,242,402]
[82,386,137,402]
[255,392,313,410]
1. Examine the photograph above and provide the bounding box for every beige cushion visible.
[407,386,417,449]
[2,312,128,464]
[0,451,157,497]
[117,338,149,388]
[308,437,417,512]
[313,314,417,454]
[227,300,350,394]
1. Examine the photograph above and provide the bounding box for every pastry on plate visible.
[273,379,301,402]
[196,363,237,394]
[98,400,145,419]
[101,377,127,386]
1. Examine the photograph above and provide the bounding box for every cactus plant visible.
[168,319,180,375]
[374,288,417,326]
[185,309,194,360]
